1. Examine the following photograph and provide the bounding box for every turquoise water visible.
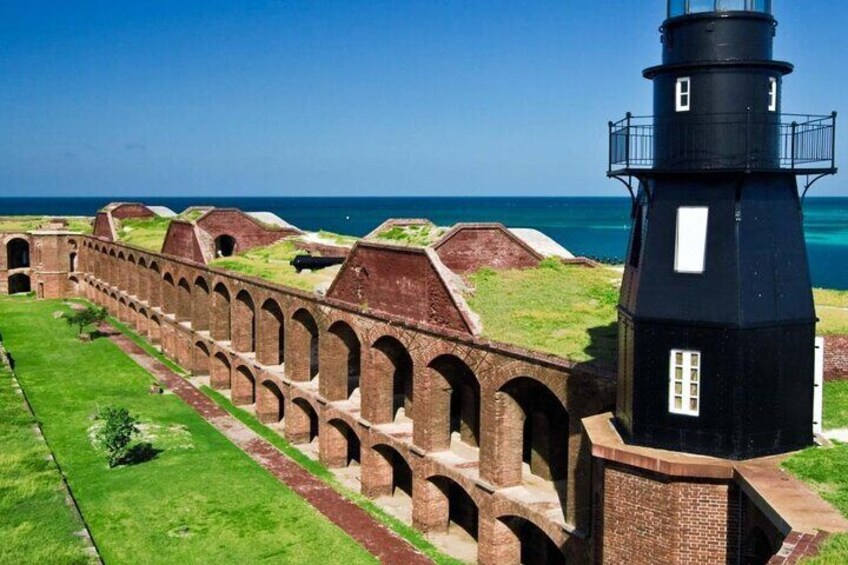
[1,197,846,289]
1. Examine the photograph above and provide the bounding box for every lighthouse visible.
[609,0,837,459]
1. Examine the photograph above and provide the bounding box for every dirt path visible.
[107,330,432,565]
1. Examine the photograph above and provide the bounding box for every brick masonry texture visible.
[824,335,848,381]
[433,224,542,273]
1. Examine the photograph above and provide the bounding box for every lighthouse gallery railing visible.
[608,111,837,175]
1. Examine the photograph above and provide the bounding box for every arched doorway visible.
[8,273,31,294]
[6,238,30,269]
[214,235,237,257]
[371,336,413,423]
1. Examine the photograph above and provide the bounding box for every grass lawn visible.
[371,224,446,247]
[114,217,172,251]
[464,259,619,365]
[815,288,848,335]
[0,296,375,564]
[210,240,339,292]
[0,216,92,234]
[0,362,91,564]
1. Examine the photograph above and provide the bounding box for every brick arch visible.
[287,396,319,445]
[489,363,567,408]
[233,290,256,353]
[287,308,319,382]
[162,272,177,314]
[136,257,149,302]
[148,314,162,344]
[415,354,480,452]
[232,365,256,405]
[211,283,232,341]
[321,320,361,401]
[322,418,361,468]
[257,298,285,366]
[366,335,414,425]
[192,277,211,331]
[193,341,211,376]
[416,474,480,545]
[148,261,162,307]
[491,514,567,565]
[177,278,192,322]
[363,443,413,499]
[257,379,285,424]
[211,352,231,389]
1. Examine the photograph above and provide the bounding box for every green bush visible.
[96,407,139,467]
[64,305,107,337]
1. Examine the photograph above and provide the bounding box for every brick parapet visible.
[823,334,848,381]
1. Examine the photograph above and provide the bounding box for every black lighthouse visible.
[609,0,837,459]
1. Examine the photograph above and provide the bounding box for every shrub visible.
[96,407,139,467]
[64,305,108,337]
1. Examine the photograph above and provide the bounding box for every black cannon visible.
[290,255,346,273]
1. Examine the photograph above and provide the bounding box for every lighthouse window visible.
[768,77,778,112]
[674,206,709,274]
[676,77,691,112]
[669,349,701,417]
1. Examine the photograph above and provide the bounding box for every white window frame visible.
[676,77,691,112]
[674,206,709,274]
[768,77,777,112]
[669,349,701,417]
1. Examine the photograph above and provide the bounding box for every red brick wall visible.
[596,462,740,564]
[434,226,540,273]
[197,210,299,253]
[110,204,155,219]
[161,222,205,263]
[824,335,848,381]
[327,244,473,334]
[93,213,114,240]
[291,239,350,258]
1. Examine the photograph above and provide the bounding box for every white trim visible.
[768,77,778,112]
[676,77,691,112]
[669,349,701,417]
[674,206,709,274]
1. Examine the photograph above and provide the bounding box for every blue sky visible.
[1,1,845,197]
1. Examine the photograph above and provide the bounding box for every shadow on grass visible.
[578,321,618,371]
[120,442,163,466]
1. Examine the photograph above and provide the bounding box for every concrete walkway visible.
[107,330,433,565]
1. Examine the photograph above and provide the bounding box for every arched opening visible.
[257,380,285,424]
[7,273,31,294]
[212,284,232,341]
[425,355,480,450]
[126,255,138,297]
[149,262,161,306]
[137,258,149,302]
[499,516,565,565]
[177,278,192,322]
[162,273,177,315]
[192,277,210,331]
[214,235,237,258]
[426,476,479,541]
[498,377,569,484]
[6,238,30,269]
[137,307,149,335]
[323,419,361,469]
[232,366,256,405]
[365,444,413,499]
[108,250,117,285]
[372,336,413,423]
[289,309,319,381]
[233,290,256,353]
[288,397,319,445]
[193,341,211,376]
[69,252,78,273]
[148,315,162,345]
[128,303,139,331]
[117,252,127,290]
[211,352,231,390]
[323,321,361,401]
[258,299,285,366]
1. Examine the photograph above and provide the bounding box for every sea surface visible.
[2,196,847,289]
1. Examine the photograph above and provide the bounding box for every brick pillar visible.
[319,420,348,468]
[285,399,313,444]
[192,286,210,332]
[480,388,523,487]
[413,366,451,451]
[210,355,231,389]
[361,445,393,498]
[320,330,348,401]
[256,381,283,423]
[412,475,449,533]
[478,514,520,565]
[232,367,255,405]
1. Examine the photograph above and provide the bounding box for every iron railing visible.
[608,111,837,175]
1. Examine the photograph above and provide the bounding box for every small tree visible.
[64,306,108,337]
[96,407,139,467]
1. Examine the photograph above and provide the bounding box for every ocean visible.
[1,196,846,289]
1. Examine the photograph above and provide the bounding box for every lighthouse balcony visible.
[607,111,837,177]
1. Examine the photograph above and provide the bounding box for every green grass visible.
[200,387,463,565]
[823,381,848,430]
[114,217,172,251]
[0,360,91,564]
[316,230,360,246]
[0,296,375,564]
[373,224,445,247]
[815,288,848,335]
[465,259,619,365]
[210,240,338,292]
[0,216,93,234]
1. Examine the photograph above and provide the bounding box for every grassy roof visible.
[209,240,338,293]
[0,216,92,234]
[316,230,360,246]
[372,224,446,247]
[115,217,172,251]
[815,288,848,335]
[464,259,619,365]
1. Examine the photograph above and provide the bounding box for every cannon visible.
[290,255,346,273]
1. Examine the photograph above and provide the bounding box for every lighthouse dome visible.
[668,0,772,18]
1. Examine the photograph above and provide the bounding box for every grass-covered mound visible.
[210,240,339,292]
[0,216,92,234]
[114,217,172,252]
[0,361,91,564]
[372,224,446,247]
[815,288,848,335]
[0,296,375,564]
[465,259,619,365]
